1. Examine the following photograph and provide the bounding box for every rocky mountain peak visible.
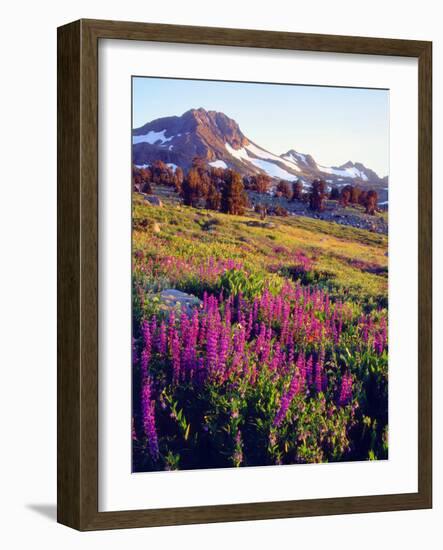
[132,109,386,192]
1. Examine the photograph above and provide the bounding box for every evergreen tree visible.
[365,190,378,215]
[174,167,184,193]
[250,174,271,194]
[329,186,340,201]
[181,168,202,207]
[292,180,304,201]
[358,190,368,206]
[339,185,353,207]
[309,179,327,212]
[205,183,221,211]
[221,170,248,215]
[277,180,292,200]
[350,186,361,204]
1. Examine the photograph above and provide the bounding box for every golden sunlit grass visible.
[133,191,388,302]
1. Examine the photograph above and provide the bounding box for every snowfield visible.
[209,160,228,169]
[247,158,299,180]
[246,143,301,172]
[225,143,299,180]
[225,143,250,162]
[282,151,312,168]
[319,164,369,181]
[225,141,372,183]
[133,129,173,145]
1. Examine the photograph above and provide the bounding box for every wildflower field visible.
[132,188,388,471]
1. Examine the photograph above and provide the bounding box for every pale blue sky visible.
[132,77,389,177]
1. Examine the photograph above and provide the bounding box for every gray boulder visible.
[144,195,163,207]
[159,289,202,316]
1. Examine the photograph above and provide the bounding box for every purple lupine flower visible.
[157,321,167,355]
[184,310,200,377]
[182,337,195,379]
[141,319,149,343]
[141,320,152,365]
[140,349,149,379]
[296,352,306,390]
[245,309,253,340]
[206,319,219,376]
[224,300,232,327]
[373,332,383,355]
[237,306,245,327]
[288,368,301,399]
[315,348,325,393]
[373,317,387,355]
[180,312,190,341]
[274,369,301,427]
[252,298,259,324]
[280,301,290,346]
[231,325,246,376]
[141,377,159,461]
[270,344,282,372]
[171,331,181,385]
[273,393,291,427]
[217,325,230,380]
[338,372,353,406]
[274,294,282,322]
[150,316,157,338]
[167,311,176,352]
[305,355,313,387]
[261,326,273,365]
[195,356,206,386]
[255,323,267,355]
[198,314,207,347]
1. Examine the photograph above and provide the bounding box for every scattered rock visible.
[245,220,276,229]
[144,195,163,207]
[159,289,202,316]
[152,222,161,233]
[201,218,221,231]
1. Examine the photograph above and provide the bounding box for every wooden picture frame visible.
[57,18,432,530]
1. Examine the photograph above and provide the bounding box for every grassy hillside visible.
[133,189,388,304]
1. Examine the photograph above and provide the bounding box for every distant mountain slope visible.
[132,108,387,192]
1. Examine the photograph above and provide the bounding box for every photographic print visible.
[131,77,389,473]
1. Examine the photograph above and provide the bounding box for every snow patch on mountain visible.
[209,160,228,169]
[246,143,301,172]
[225,143,249,161]
[248,158,298,180]
[225,143,298,179]
[283,151,307,165]
[133,129,173,145]
[319,164,369,181]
